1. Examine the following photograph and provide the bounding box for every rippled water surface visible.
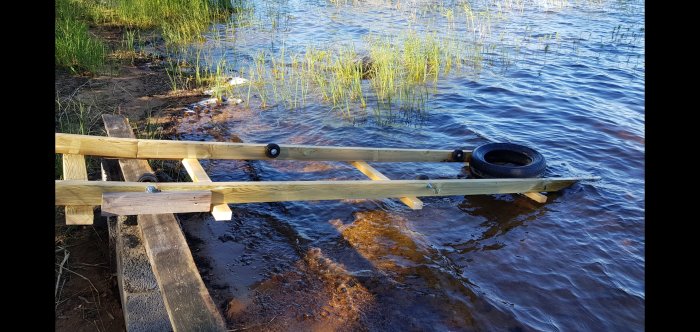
[174,0,644,330]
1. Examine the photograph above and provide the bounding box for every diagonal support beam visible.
[522,192,547,203]
[62,154,94,224]
[181,158,233,221]
[350,161,423,210]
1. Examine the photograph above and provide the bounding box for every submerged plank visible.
[350,161,423,210]
[56,177,593,206]
[181,158,233,221]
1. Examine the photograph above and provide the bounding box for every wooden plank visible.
[102,191,212,216]
[56,133,138,158]
[102,114,226,332]
[62,154,93,225]
[55,133,466,162]
[350,161,423,210]
[522,192,547,203]
[56,177,595,206]
[182,158,233,221]
[138,214,226,331]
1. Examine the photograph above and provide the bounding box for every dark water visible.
[174,0,644,330]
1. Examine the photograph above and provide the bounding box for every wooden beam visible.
[62,154,93,225]
[55,133,466,162]
[56,177,594,206]
[182,158,233,221]
[57,133,138,158]
[102,114,226,332]
[522,192,547,203]
[102,191,212,216]
[350,161,423,210]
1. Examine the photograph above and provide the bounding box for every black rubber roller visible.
[451,149,466,162]
[137,172,159,182]
[265,143,281,158]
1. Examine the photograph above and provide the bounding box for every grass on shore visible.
[55,0,236,75]
[55,0,106,74]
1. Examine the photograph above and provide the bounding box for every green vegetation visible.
[54,97,104,179]
[55,0,106,74]
[55,0,236,75]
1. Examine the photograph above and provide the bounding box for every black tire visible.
[469,142,546,178]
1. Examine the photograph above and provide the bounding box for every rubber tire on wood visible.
[469,142,546,178]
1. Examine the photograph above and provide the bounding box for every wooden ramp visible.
[103,114,226,332]
[55,115,599,330]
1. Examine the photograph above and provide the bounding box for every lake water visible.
[173,0,644,330]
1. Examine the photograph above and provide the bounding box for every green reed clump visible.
[105,0,234,44]
[55,0,106,74]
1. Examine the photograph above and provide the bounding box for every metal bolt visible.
[146,185,161,193]
[426,182,439,194]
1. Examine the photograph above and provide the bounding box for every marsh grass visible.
[56,0,237,75]
[55,0,106,74]
[55,97,104,179]
[96,0,235,45]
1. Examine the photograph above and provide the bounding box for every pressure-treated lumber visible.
[522,192,547,203]
[62,154,94,225]
[57,133,138,158]
[102,114,226,332]
[102,191,212,216]
[181,158,233,221]
[55,133,465,162]
[350,161,423,210]
[56,177,594,206]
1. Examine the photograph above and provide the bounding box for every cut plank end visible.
[522,192,547,203]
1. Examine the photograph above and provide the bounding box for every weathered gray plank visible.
[102,191,212,216]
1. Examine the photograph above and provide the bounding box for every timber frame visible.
[57,122,598,222]
[55,115,597,330]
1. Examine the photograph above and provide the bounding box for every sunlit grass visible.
[55,0,106,74]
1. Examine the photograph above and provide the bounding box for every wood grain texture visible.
[102,191,212,216]
[55,133,468,162]
[62,154,94,225]
[182,158,233,221]
[138,214,226,331]
[56,177,592,206]
[350,161,423,210]
[56,133,138,158]
[102,114,226,332]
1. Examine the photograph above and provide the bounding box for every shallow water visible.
[174,0,644,330]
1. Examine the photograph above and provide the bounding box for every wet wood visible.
[101,191,212,216]
[102,114,226,332]
[55,133,466,162]
[181,158,233,221]
[62,154,94,225]
[56,177,592,206]
[350,161,423,209]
